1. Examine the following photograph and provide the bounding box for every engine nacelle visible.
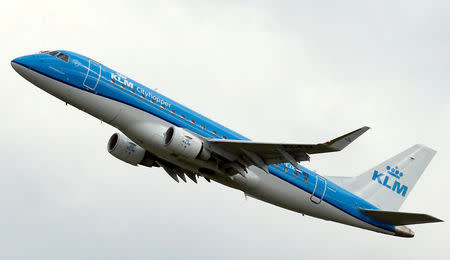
[107,132,146,166]
[164,126,210,160]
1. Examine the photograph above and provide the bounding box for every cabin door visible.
[83,59,102,90]
[310,175,327,204]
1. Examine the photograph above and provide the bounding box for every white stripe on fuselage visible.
[13,63,394,236]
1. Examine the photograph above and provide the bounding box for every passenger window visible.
[56,53,69,62]
[151,99,155,104]
[161,104,165,109]
[131,89,135,94]
[201,125,206,130]
[191,119,196,124]
[212,131,217,136]
[171,109,175,114]
[141,94,145,99]
[49,51,59,56]
[181,115,186,120]
[223,136,227,139]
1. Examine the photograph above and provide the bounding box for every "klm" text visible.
[372,171,408,197]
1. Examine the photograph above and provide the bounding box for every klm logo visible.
[182,138,191,147]
[111,73,134,88]
[372,166,408,197]
[126,142,136,153]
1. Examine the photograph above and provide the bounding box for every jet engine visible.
[164,126,211,160]
[107,132,146,165]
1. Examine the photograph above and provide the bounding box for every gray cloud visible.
[1,1,449,259]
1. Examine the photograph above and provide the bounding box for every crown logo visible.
[386,166,403,179]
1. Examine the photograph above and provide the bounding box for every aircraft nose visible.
[11,54,34,68]
[11,54,39,76]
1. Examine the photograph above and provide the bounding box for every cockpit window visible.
[57,53,69,62]
[40,51,50,54]
[48,51,59,56]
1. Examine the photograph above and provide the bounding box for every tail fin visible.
[333,144,436,211]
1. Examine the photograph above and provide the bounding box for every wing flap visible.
[360,208,443,225]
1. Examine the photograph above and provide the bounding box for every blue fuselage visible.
[11,50,396,234]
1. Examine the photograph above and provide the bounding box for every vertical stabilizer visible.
[341,145,436,211]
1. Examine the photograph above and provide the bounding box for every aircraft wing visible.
[207,126,369,173]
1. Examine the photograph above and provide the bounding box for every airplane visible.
[11,50,443,238]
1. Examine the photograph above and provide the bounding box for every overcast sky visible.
[1,1,449,259]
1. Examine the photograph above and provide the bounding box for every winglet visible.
[323,126,370,152]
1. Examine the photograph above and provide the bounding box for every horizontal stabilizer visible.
[360,208,443,225]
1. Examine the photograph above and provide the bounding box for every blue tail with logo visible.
[333,144,436,211]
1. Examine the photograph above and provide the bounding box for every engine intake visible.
[164,126,210,160]
[107,132,146,165]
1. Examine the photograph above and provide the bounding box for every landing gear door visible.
[83,59,102,90]
[310,175,327,204]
